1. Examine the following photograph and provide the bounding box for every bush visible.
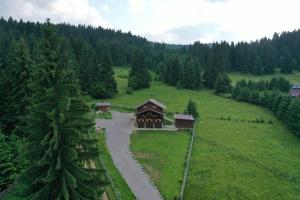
[126,87,133,94]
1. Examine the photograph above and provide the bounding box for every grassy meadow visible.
[96,68,300,200]
[130,130,191,199]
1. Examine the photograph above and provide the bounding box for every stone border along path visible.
[96,111,163,200]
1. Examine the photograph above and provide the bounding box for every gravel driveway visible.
[96,111,162,200]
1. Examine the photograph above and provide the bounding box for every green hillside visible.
[98,68,300,200]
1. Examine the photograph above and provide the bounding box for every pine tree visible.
[214,72,232,94]
[286,99,300,136]
[180,58,195,89]
[1,38,31,136]
[253,56,263,75]
[0,131,16,191]
[128,50,151,90]
[203,44,225,89]
[78,41,97,92]
[184,100,199,119]
[276,95,291,121]
[163,56,180,86]
[279,46,296,74]
[271,94,282,114]
[22,20,106,200]
[91,47,117,98]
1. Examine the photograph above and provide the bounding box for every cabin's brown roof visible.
[136,108,164,115]
[96,102,111,107]
[174,114,194,121]
[136,98,166,110]
[290,88,300,97]
[289,84,300,97]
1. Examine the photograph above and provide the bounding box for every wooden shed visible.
[135,99,166,128]
[96,102,111,112]
[289,84,300,98]
[174,114,194,129]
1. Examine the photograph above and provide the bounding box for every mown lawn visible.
[130,130,191,200]
[95,111,112,119]
[99,68,300,200]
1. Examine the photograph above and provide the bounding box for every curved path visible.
[96,111,161,200]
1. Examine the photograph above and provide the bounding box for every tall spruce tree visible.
[0,131,16,191]
[78,41,97,92]
[1,38,31,135]
[184,100,199,119]
[163,56,180,86]
[279,46,296,74]
[203,45,225,89]
[22,20,106,200]
[128,50,151,90]
[276,95,291,121]
[214,72,232,94]
[90,47,117,98]
[286,99,300,136]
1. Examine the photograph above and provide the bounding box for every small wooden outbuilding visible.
[174,114,194,129]
[135,98,166,128]
[96,102,111,112]
[289,84,300,98]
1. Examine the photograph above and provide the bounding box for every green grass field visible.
[95,111,112,119]
[98,68,300,200]
[130,130,191,200]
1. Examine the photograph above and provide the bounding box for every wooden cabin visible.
[96,102,111,112]
[174,114,194,129]
[135,99,166,128]
[289,84,300,98]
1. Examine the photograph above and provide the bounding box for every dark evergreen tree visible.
[128,50,151,90]
[279,46,296,74]
[276,95,291,121]
[249,90,260,105]
[214,72,232,94]
[22,21,106,200]
[163,56,180,86]
[184,100,199,119]
[90,47,118,98]
[253,56,263,75]
[77,41,97,92]
[271,94,282,114]
[1,38,31,135]
[0,131,16,191]
[203,45,225,89]
[286,99,300,136]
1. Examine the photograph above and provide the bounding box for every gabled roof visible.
[136,98,166,110]
[174,114,194,121]
[290,89,300,97]
[96,102,111,107]
[136,108,164,115]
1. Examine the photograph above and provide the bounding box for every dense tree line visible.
[128,50,151,90]
[187,31,300,74]
[159,55,203,90]
[0,20,107,198]
[232,79,300,136]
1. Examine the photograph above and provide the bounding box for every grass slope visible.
[130,130,191,200]
[99,68,300,200]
